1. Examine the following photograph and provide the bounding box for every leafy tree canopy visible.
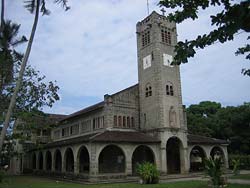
[159,0,250,76]
[187,101,250,155]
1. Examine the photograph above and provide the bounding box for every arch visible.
[32,153,36,169]
[210,146,226,166]
[166,137,182,174]
[98,145,125,174]
[132,145,155,175]
[189,145,207,172]
[45,151,52,171]
[38,151,43,170]
[64,147,74,172]
[77,145,90,173]
[54,149,62,172]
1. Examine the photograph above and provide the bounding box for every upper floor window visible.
[166,83,174,96]
[70,124,79,135]
[114,115,117,127]
[161,28,171,45]
[80,120,91,133]
[93,116,104,130]
[142,30,150,47]
[145,84,152,97]
[113,115,135,128]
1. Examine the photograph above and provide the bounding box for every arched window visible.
[145,84,152,97]
[166,82,174,96]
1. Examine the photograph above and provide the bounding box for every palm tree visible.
[0,0,69,151]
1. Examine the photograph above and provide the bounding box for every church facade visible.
[12,11,229,179]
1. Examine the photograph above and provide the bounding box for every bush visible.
[136,162,159,184]
[229,155,250,170]
[204,158,226,188]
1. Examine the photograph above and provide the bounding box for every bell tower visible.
[136,11,187,132]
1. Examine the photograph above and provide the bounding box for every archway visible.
[132,145,155,175]
[45,151,52,171]
[38,152,43,170]
[78,146,90,173]
[98,145,125,173]
[166,137,182,174]
[190,146,206,172]
[32,153,36,169]
[210,146,225,166]
[64,148,74,172]
[54,149,62,172]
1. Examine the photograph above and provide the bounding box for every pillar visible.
[180,147,189,174]
[160,147,167,174]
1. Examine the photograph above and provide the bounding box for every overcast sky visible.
[6,0,250,115]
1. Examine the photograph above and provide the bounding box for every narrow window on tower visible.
[145,84,152,97]
[161,27,171,45]
[166,82,174,96]
[142,30,151,47]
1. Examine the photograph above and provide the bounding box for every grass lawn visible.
[1,176,250,188]
[230,174,250,180]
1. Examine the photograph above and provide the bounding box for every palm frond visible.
[54,0,70,11]
[24,0,36,14]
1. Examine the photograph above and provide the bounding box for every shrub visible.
[136,162,159,184]
[229,155,250,170]
[232,159,240,175]
[204,158,226,188]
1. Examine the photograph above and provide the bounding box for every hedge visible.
[229,155,250,170]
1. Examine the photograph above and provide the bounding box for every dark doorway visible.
[190,146,206,172]
[65,148,74,172]
[45,151,52,171]
[38,152,43,170]
[78,146,90,173]
[132,145,155,175]
[32,153,36,169]
[54,149,62,172]
[210,146,225,166]
[99,145,125,173]
[166,137,181,174]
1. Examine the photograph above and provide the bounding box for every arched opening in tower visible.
[132,145,155,175]
[166,137,181,174]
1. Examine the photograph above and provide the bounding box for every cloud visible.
[6,0,250,114]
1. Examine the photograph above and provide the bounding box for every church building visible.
[11,11,229,180]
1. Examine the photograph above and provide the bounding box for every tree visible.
[159,0,250,76]
[0,0,69,151]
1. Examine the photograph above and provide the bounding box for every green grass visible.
[230,174,250,180]
[1,176,250,188]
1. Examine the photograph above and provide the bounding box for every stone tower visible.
[137,11,187,131]
[136,11,189,174]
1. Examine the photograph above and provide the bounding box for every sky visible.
[5,0,250,115]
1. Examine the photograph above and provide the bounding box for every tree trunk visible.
[0,0,40,151]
